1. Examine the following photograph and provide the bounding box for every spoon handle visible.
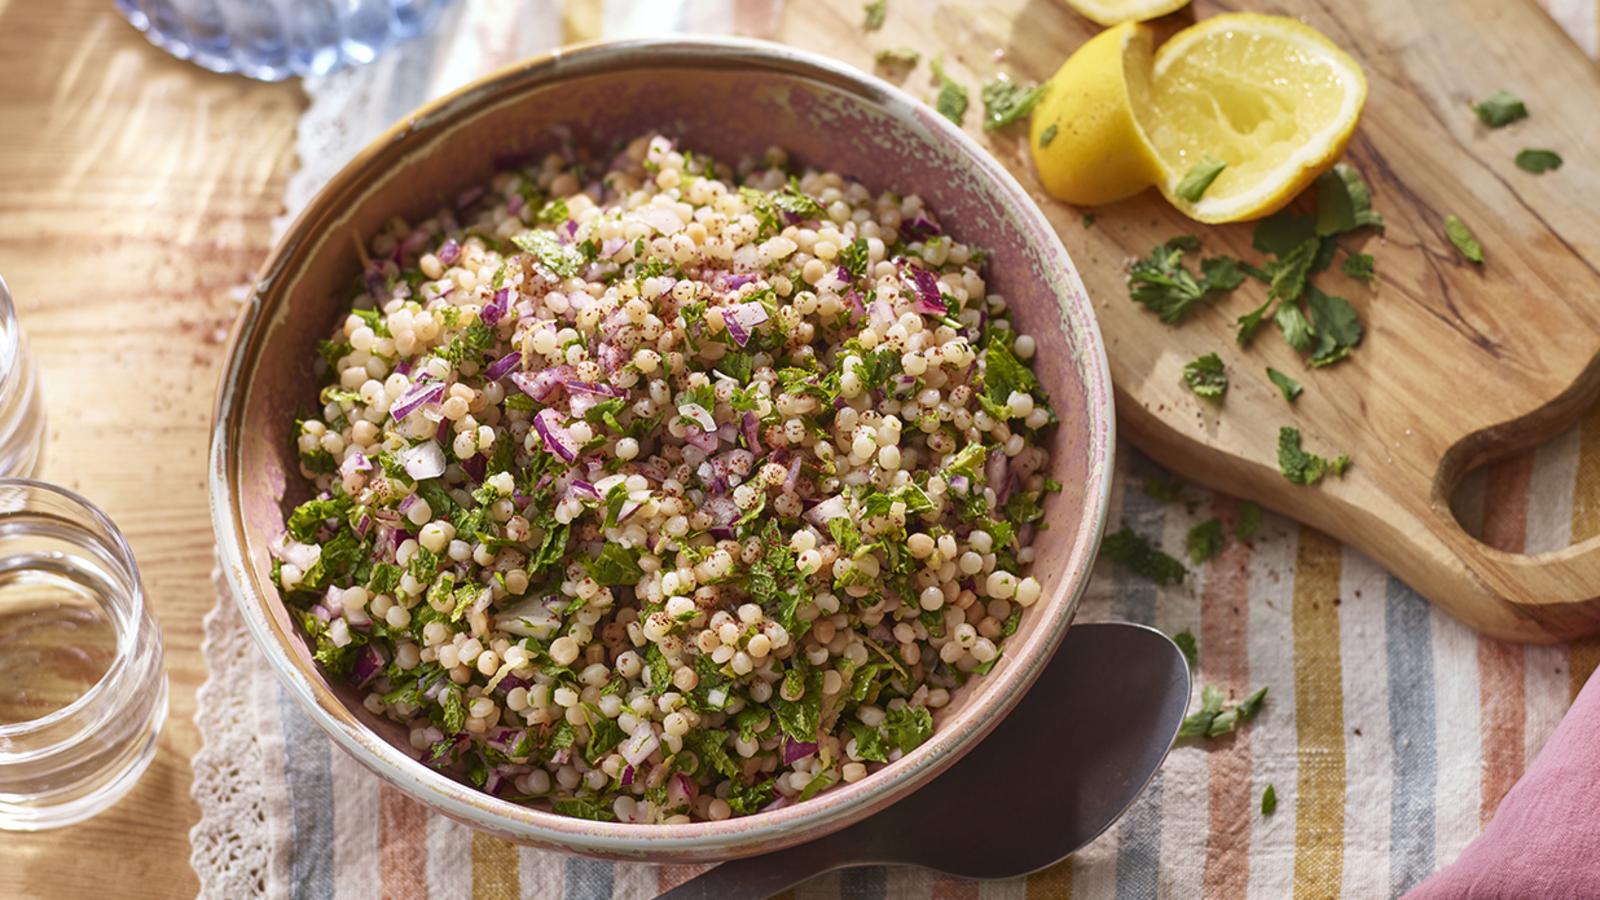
[656,838,853,900]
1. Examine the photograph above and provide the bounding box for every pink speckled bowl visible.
[209,37,1114,862]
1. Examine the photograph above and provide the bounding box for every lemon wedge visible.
[1059,0,1191,27]
[1029,23,1165,206]
[1141,13,1367,222]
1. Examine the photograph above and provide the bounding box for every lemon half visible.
[1141,13,1368,222]
[1059,0,1191,27]
[1029,23,1164,206]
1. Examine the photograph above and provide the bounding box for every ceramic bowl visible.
[209,36,1115,862]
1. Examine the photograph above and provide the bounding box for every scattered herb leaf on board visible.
[1473,89,1527,128]
[1444,215,1484,264]
[1183,353,1229,400]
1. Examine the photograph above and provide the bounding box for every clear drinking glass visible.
[0,276,44,480]
[114,0,453,81]
[0,481,166,831]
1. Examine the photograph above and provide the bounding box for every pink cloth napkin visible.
[1408,669,1600,899]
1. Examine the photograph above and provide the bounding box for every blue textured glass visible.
[114,0,452,81]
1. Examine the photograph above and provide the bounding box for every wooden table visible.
[0,1,301,895]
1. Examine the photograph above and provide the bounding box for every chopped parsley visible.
[1473,89,1527,128]
[1144,475,1185,503]
[584,543,643,586]
[1100,527,1186,586]
[1173,629,1199,668]
[1186,518,1224,564]
[873,47,920,68]
[930,56,969,126]
[1514,149,1562,174]
[1039,123,1059,147]
[980,75,1045,132]
[1179,685,1267,739]
[1305,285,1362,367]
[863,0,887,30]
[1266,367,1302,403]
[1127,236,1244,324]
[1262,784,1278,816]
[1444,215,1483,264]
[511,229,586,278]
[1182,352,1228,400]
[1341,252,1375,282]
[1277,427,1350,486]
[1235,501,1263,541]
[1174,157,1227,203]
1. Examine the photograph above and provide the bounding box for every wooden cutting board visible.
[783,0,1600,643]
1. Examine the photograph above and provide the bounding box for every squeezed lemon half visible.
[1058,0,1191,27]
[1030,12,1367,223]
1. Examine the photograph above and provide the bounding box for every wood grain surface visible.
[781,0,1600,642]
[0,0,1592,896]
[0,0,301,896]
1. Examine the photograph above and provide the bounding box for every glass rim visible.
[0,478,147,738]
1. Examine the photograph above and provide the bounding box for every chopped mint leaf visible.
[863,0,887,30]
[772,662,824,742]
[1277,427,1349,486]
[1515,149,1562,174]
[1182,352,1228,400]
[1262,784,1278,816]
[881,705,934,754]
[534,198,569,225]
[287,496,352,542]
[1127,236,1244,324]
[1100,527,1186,586]
[1175,157,1227,203]
[1173,629,1199,668]
[1266,238,1319,303]
[930,55,969,126]
[1040,123,1059,147]
[511,230,586,278]
[980,75,1045,132]
[552,797,617,821]
[837,237,871,279]
[1186,518,1225,564]
[773,180,824,220]
[1267,367,1303,403]
[1235,296,1275,347]
[1444,215,1483,264]
[874,47,920,68]
[1235,501,1263,541]
[725,780,776,816]
[846,719,888,763]
[1252,211,1317,257]
[1473,90,1527,128]
[1178,685,1226,738]
[584,543,643,586]
[1305,285,1362,367]
[1274,303,1314,352]
[1315,163,1384,235]
[1342,252,1375,282]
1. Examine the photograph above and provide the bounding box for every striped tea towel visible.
[189,2,1600,897]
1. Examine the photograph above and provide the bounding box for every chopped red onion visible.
[669,773,697,807]
[600,237,625,259]
[481,288,510,326]
[351,644,386,687]
[985,449,1008,494]
[621,723,660,766]
[723,302,770,347]
[339,451,371,479]
[437,238,461,266]
[632,205,684,235]
[485,352,521,382]
[570,479,601,501]
[564,219,578,238]
[534,409,578,462]
[845,289,866,320]
[709,525,735,540]
[907,265,947,315]
[685,427,719,453]
[396,492,417,514]
[720,272,759,291]
[741,411,762,454]
[680,403,717,433]
[390,380,445,421]
[456,186,486,210]
[507,193,524,215]
[868,298,895,327]
[401,229,430,255]
[804,493,847,527]
[902,212,942,241]
[784,455,802,491]
[617,499,642,522]
[399,441,447,480]
[394,357,413,377]
[782,738,818,764]
[353,515,372,538]
[620,765,635,788]
[508,366,572,402]
[461,453,486,483]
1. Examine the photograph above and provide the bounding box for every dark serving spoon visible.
[660,621,1192,899]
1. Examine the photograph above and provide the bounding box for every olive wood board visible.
[783,0,1600,642]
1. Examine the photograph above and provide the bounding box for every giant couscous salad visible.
[273,134,1061,823]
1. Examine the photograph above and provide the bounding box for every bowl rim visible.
[209,34,1116,858]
